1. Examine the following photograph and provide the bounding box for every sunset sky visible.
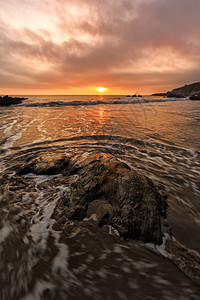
[0,0,200,95]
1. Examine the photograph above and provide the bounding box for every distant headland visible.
[152,82,200,100]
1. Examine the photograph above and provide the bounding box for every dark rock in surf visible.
[131,94,142,97]
[129,94,142,98]
[53,152,167,245]
[0,95,27,106]
[16,153,71,175]
[151,93,166,96]
[190,93,200,100]
[10,151,167,244]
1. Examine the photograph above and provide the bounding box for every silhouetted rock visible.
[190,93,200,100]
[166,92,184,98]
[0,95,27,106]
[172,82,200,98]
[152,82,200,98]
[151,93,166,96]
[131,94,142,97]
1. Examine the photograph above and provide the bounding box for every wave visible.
[19,98,189,107]
[8,133,198,156]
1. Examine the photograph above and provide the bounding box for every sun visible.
[96,87,107,93]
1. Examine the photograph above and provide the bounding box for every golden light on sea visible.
[96,87,107,93]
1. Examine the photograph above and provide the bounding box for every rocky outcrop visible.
[190,93,200,100]
[171,82,200,98]
[0,95,27,106]
[151,93,166,96]
[16,151,167,244]
[151,92,185,98]
[51,152,167,244]
[166,92,185,98]
[2,150,200,291]
[152,82,200,98]
[166,82,200,98]
[127,94,143,98]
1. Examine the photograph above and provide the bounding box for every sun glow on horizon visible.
[96,87,107,93]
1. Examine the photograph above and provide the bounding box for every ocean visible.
[0,95,200,299]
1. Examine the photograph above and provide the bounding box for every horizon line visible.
[1,93,150,96]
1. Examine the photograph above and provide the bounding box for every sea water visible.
[0,95,200,299]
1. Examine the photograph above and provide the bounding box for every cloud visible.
[0,0,200,93]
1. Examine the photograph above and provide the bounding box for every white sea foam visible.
[18,97,189,108]
[24,173,60,182]
[146,233,170,258]
[51,230,69,277]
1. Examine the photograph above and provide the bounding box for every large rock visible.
[52,152,167,245]
[16,151,167,244]
[12,151,167,244]
[0,95,27,106]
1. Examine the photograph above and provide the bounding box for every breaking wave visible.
[19,98,189,107]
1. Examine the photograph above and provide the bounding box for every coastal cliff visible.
[152,82,200,98]
[171,82,200,97]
